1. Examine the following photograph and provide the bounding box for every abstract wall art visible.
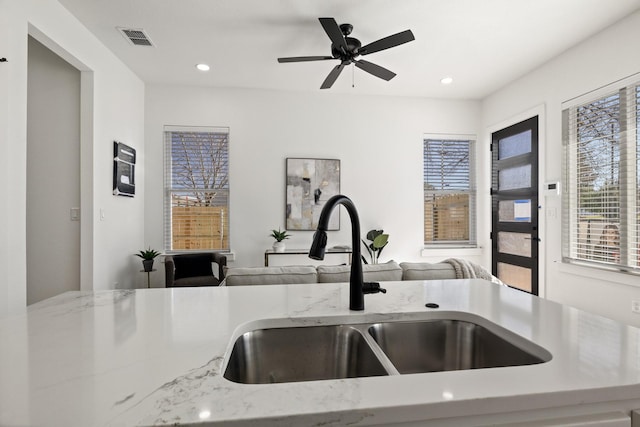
[286,158,340,230]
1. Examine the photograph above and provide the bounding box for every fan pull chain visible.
[352,63,355,88]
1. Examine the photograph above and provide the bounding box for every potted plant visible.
[362,229,389,264]
[270,228,291,253]
[136,247,161,272]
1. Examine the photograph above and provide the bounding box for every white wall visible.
[27,36,81,304]
[0,0,21,315]
[481,10,640,326]
[145,85,482,283]
[0,0,145,317]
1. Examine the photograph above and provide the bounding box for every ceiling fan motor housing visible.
[332,36,361,61]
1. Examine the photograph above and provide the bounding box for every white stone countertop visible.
[1,279,640,426]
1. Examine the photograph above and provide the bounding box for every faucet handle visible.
[363,282,387,294]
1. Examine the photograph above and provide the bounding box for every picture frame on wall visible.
[286,157,340,230]
[113,141,136,197]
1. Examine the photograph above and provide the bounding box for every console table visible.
[264,247,352,266]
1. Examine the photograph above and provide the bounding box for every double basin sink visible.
[223,313,552,384]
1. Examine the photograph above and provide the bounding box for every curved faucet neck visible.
[314,195,364,311]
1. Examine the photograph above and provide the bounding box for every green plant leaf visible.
[372,234,388,249]
[366,229,383,241]
[270,228,290,242]
[363,230,390,263]
[135,247,161,260]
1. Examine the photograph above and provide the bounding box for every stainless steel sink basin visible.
[223,324,388,384]
[223,315,552,384]
[368,319,551,374]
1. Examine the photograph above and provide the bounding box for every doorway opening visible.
[27,36,81,303]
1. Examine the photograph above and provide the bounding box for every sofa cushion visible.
[317,261,402,283]
[400,262,457,281]
[223,266,318,286]
[173,254,213,280]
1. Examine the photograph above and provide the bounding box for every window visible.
[423,137,476,246]
[164,126,229,252]
[562,79,639,272]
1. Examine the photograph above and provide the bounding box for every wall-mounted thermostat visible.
[545,181,561,196]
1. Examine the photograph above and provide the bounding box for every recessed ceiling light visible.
[440,76,453,85]
[196,63,210,72]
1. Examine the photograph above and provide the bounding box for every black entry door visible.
[491,116,539,295]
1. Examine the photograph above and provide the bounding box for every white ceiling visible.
[58,0,640,99]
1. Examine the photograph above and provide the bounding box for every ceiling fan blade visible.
[320,63,345,89]
[278,56,334,63]
[319,17,348,53]
[359,30,415,55]
[354,59,396,81]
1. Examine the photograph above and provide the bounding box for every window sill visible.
[162,251,236,262]
[421,247,483,258]
[557,260,640,288]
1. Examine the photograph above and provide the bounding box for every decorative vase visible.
[142,259,154,272]
[273,241,286,253]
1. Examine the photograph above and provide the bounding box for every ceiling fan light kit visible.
[277,17,415,89]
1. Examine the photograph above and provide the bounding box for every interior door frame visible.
[491,115,540,295]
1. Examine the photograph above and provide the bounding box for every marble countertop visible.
[1,279,640,426]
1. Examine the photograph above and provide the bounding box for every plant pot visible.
[142,259,154,272]
[273,241,286,253]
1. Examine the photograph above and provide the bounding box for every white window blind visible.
[164,126,230,252]
[562,79,639,272]
[423,138,477,246]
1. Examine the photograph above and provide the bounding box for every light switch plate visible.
[70,207,80,221]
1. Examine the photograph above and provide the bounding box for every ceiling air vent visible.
[117,27,154,47]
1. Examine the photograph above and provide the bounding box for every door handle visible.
[524,237,541,242]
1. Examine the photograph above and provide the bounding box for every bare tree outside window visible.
[576,94,620,220]
[423,138,476,246]
[573,95,621,263]
[164,128,229,251]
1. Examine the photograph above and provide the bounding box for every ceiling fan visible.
[277,17,415,89]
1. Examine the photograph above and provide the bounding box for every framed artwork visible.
[286,158,340,230]
[113,141,136,197]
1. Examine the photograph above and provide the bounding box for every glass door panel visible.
[498,165,532,191]
[498,199,532,222]
[498,232,532,257]
[498,263,532,293]
[498,130,532,159]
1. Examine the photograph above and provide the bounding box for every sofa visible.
[221,259,499,286]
